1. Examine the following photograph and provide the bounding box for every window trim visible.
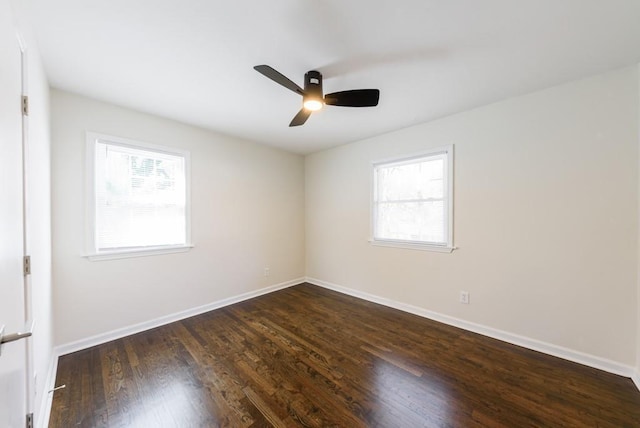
[84,132,193,260]
[370,145,455,253]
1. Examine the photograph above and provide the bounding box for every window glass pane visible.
[377,157,444,202]
[373,150,451,247]
[94,140,187,251]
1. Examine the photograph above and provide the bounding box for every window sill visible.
[369,239,456,253]
[84,244,194,261]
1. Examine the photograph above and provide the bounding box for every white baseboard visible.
[632,371,640,391]
[306,277,637,380]
[55,278,304,357]
[36,349,60,428]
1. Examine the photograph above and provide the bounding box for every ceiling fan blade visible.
[289,108,312,127]
[324,89,380,107]
[254,65,304,96]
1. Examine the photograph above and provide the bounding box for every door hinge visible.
[26,413,33,428]
[22,95,29,116]
[23,255,31,276]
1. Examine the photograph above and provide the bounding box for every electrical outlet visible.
[459,291,470,304]
[264,267,270,277]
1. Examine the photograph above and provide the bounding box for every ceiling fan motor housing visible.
[304,70,323,101]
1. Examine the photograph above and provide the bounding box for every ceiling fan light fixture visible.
[303,98,323,111]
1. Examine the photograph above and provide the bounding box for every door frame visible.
[17,31,35,419]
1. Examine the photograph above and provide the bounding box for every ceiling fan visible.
[254,65,380,127]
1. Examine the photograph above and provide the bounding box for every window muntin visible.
[372,147,453,249]
[87,133,191,257]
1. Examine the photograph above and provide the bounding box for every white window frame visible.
[85,132,193,261]
[370,145,454,253]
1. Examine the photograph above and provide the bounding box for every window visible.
[372,146,453,252]
[86,132,191,260]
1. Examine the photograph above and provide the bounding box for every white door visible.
[0,0,29,426]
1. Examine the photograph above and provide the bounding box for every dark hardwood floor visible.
[50,283,640,427]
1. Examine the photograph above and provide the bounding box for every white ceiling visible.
[25,0,640,154]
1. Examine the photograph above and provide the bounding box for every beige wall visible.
[51,90,305,345]
[306,67,639,366]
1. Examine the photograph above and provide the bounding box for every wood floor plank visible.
[50,283,640,427]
